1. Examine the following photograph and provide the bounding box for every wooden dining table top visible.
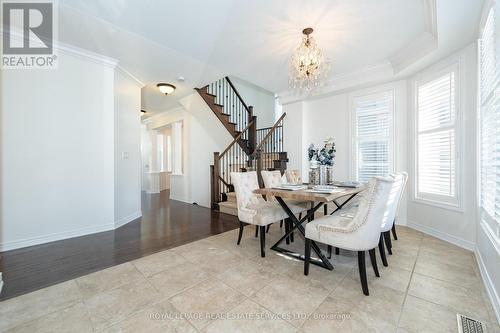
[254,185,366,203]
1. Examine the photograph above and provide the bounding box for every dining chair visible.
[261,170,308,241]
[284,169,302,184]
[378,172,408,265]
[285,169,330,216]
[390,171,408,241]
[231,171,306,257]
[303,176,398,295]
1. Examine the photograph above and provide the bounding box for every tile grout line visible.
[395,234,423,330]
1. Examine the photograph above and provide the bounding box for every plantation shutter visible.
[416,71,457,202]
[480,7,500,239]
[353,91,393,182]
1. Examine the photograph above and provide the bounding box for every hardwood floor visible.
[0,191,239,300]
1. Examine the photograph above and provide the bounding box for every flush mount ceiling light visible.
[289,27,331,92]
[157,83,176,95]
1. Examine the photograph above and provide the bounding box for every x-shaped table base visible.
[270,193,360,271]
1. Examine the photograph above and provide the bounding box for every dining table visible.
[253,184,366,270]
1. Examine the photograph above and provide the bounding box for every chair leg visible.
[327,245,332,259]
[358,251,369,296]
[255,225,259,238]
[266,224,270,233]
[304,238,311,275]
[384,231,393,255]
[391,223,398,240]
[288,218,294,243]
[260,226,266,257]
[280,220,283,228]
[285,219,290,245]
[368,248,380,277]
[378,234,388,267]
[299,213,302,220]
[237,221,244,245]
[324,204,328,215]
[335,247,340,255]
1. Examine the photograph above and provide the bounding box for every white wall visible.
[283,81,408,220]
[1,51,116,251]
[143,92,234,208]
[230,76,276,128]
[114,69,143,227]
[0,47,143,251]
[406,44,477,250]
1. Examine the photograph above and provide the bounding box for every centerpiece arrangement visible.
[308,138,336,185]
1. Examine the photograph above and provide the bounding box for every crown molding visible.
[1,28,118,68]
[55,41,118,68]
[116,65,146,88]
[389,32,438,75]
[388,0,438,75]
[423,0,438,37]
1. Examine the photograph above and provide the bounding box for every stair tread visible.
[219,200,237,207]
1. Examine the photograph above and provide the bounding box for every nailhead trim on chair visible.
[316,177,390,234]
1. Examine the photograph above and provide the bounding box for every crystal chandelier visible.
[289,28,330,91]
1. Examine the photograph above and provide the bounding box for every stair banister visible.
[225,76,250,114]
[219,119,255,158]
[252,112,287,155]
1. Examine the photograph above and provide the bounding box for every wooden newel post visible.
[213,152,220,206]
[248,106,257,153]
[255,148,264,188]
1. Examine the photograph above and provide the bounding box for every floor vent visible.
[457,314,486,333]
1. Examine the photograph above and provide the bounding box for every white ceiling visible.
[59,0,483,112]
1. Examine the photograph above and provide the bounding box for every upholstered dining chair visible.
[284,169,330,216]
[231,171,306,257]
[303,176,398,295]
[378,172,408,266]
[284,169,302,184]
[261,170,308,240]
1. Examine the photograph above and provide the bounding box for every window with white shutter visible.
[352,91,394,182]
[480,7,500,241]
[415,68,460,207]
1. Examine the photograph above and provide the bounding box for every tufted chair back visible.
[231,172,266,212]
[342,176,397,249]
[285,169,302,184]
[261,170,283,202]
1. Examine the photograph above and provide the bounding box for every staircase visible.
[196,76,288,214]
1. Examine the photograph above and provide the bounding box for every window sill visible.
[412,196,464,213]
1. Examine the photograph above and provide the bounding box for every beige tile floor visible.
[1,225,498,333]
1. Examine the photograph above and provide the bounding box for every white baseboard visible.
[406,220,475,251]
[475,246,500,324]
[169,194,191,203]
[0,222,115,252]
[115,211,142,229]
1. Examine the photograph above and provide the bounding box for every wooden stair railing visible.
[196,76,256,155]
[211,119,255,209]
[251,113,287,187]
[198,76,288,209]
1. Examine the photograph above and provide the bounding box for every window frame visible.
[350,89,396,182]
[413,63,463,210]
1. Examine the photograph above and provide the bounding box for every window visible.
[157,133,165,171]
[480,7,500,240]
[415,68,459,207]
[352,91,394,182]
